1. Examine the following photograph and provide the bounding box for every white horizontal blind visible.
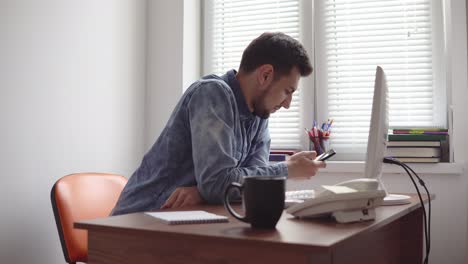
[204,0,302,149]
[316,0,440,159]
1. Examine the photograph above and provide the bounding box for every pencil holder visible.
[320,136,330,153]
[309,137,323,155]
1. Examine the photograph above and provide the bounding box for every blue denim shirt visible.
[111,70,288,215]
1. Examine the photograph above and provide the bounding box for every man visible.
[111,32,325,215]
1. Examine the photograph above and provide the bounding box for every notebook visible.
[145,210,229,225]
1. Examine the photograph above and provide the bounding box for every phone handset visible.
[286,178,386,223]
[314,178,380,198]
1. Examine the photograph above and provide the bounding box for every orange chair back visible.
[51,173,127,263]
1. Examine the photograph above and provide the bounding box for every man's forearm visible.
[197,163,288,203]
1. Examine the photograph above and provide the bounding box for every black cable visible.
[383,157,431,264]
[386,158,432,264]
[400,162,432,258]
[384,158,429,263]
[398,162,429,264]
[383,158,428,248]
[398,163,430,264]
[395,161,432,263]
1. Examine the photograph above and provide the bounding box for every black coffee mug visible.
[224,176,286,229]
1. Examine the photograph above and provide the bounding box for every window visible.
[203,0,304,149]
[203,0,445,160]
[315,0,445,160]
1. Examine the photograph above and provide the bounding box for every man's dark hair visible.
[239,32,312,78]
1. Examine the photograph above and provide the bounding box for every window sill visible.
[320,161,465,175]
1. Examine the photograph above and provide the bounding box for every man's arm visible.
[243,121,271,167]
[243,122,326,178]
[160,186,204,209]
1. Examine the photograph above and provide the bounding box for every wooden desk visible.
[76,195,425,264]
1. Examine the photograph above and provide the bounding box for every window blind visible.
[204,0,302,149]
[316,0,442,159]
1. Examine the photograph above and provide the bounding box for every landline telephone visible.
[286,178,386,223]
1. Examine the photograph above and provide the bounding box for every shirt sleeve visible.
[244,120,271,167]
[188,81,288,204]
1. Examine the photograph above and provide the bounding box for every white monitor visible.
[365,66,411,205]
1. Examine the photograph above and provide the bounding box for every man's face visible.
[253,67,300,119]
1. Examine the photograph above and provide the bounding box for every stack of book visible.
[269,150,295,163]
[386,128,449,163]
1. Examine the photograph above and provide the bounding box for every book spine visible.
[440,138,450,162]
[270,150,296,155]
[386,147,440,158]
[392,130,449,135]
[388,134,448,141]
[269,154,287,162]
[392,128,448,132]
[395,157,440,163]
[386,141,440,147]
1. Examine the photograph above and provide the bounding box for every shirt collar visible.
[221,69,255,121]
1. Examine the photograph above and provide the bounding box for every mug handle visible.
[224,182,248,223]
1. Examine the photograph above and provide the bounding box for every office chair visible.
[51,172,127,264]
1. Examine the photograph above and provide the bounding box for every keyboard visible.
[285,189,315,208]
[229,189,316,208]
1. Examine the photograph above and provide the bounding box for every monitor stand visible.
[378,181,412,206]
[382,194,412,206]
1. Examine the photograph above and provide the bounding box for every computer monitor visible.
[365,66,411,205]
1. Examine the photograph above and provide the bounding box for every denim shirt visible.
[111,70,288,215]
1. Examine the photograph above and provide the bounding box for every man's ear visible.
[256,64,274,88]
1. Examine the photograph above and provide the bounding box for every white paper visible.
[144,210,228,224]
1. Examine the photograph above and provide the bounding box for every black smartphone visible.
[315,149,336,161]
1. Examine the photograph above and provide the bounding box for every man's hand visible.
[286,151,326,179]
[160,186,204,209]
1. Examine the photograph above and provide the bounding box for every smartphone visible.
[315,149,336,161]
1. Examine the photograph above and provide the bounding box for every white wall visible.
[145,0,201,149]
[447,0,468,261]
[0,0,146,263]
[465,0,468,262]
[145,0,184,147]
[183,0,201,91]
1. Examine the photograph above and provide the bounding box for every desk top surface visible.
[76,194,426,248]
